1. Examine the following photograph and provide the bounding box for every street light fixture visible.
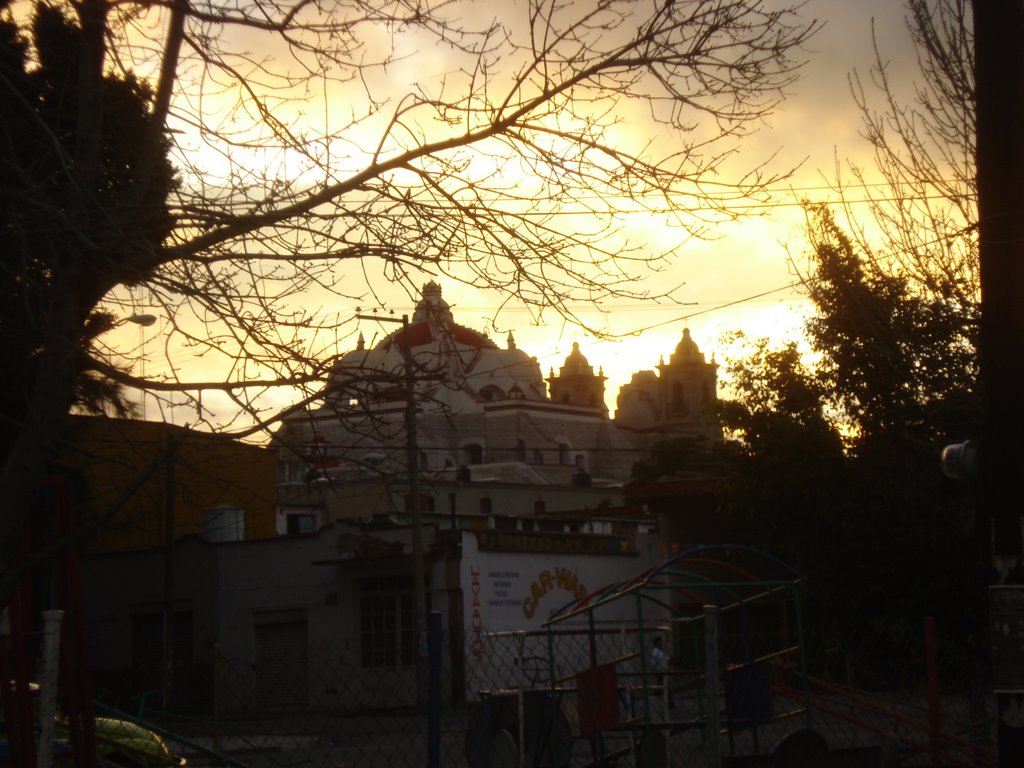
[125,313,158,327]
[118,313,159,418]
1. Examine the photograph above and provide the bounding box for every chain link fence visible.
[2,615,997,767]
[71,618,995,768]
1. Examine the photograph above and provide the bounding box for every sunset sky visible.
[340,0,920,410]
[123,0,928,424]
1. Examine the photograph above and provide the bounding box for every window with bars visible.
[286,513,317,534]
[359,575,415,668]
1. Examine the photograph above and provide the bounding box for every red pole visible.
[7,524,36,768]
[50,474,98,768]
[0,637,17,764]
[2,600,35,768]
[924,616,943,768]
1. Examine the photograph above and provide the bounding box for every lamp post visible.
[112,312,174,706]
[357,312,427,707]
[116,313,158,419]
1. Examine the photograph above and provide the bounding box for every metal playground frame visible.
[466,544,811,767]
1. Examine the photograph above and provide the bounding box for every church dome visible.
[331,283,544,411]
[671,328,705,364]
[559,342,595,377]
[373,282,497,352]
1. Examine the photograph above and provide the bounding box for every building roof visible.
[327,283,546,413]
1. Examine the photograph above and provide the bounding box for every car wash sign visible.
[465,562,587,659]
[521,566,588,618]
[460,530,654,657]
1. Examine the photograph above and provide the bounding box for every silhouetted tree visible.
[0,2,176,428]
[717,211,982,674]
[802,206,980,448]
[0,0,819,606]
[798,0,984,653]
[630,435,728,483]
[715,336,846,623]
[711,0,985,689]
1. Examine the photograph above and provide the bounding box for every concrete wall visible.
[82,521,671,712]
[82,524,437,712]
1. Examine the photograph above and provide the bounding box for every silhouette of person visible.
[651,636,673,708]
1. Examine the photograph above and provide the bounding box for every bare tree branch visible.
[1,0,820,599]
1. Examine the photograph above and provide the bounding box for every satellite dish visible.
[775,728,829,766]
[489,730,518,768]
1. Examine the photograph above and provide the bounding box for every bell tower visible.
[657,328,718,432]
[547,342,607,413]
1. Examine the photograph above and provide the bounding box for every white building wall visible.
[459,530,666,700]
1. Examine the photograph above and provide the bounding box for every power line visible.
[121,213,974,380]
[456,191,970,215]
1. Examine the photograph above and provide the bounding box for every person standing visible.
[651,636,673,709]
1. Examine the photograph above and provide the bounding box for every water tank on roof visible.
[203,506,245,542]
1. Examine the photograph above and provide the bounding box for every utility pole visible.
[974,2,1024,763]
[357,312,427,707]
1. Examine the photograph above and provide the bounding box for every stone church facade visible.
[273,282,719,528]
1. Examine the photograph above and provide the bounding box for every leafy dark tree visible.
[786,0,982,666]
[798,0,983,642]
[800,205,980,448]
[716,335,844,545]
[803,209,982,677]
[709,0,985,689]
[0,5,178,613]
[717,211,983,682]
[714,336,847,626]
[0,2,176,452]
[1,15,174,411]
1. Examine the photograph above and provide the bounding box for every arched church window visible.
[558,443,570,465]
[515,440,526,462]
[672,382,686,414]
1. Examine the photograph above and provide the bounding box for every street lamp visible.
[118,312,159,418]
[124,313,157,328]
